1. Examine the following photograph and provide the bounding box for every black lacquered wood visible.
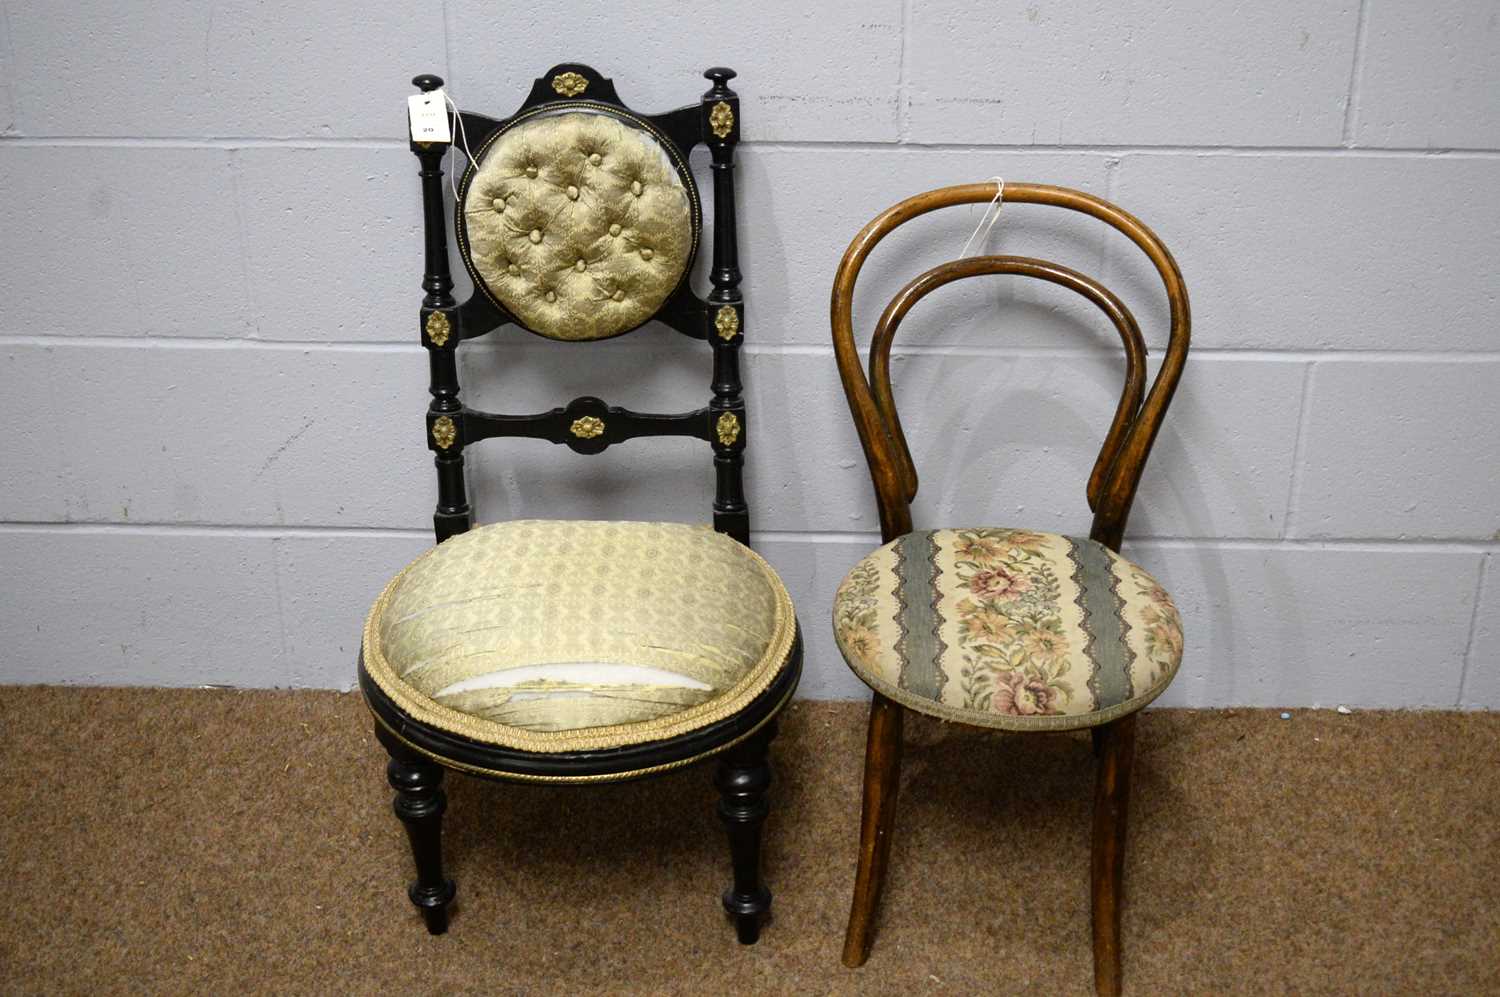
[378,724,457,934]
[463,396,713,455]
[703,69,749,545]
[409,75,471,544]
[717,720,775,944]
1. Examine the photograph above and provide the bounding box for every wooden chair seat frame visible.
[830,183,1190,995]
[358,64,800,946]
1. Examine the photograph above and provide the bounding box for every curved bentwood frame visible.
[359,65,801,946]
[411,62,751,546]
[831,183,1190,995]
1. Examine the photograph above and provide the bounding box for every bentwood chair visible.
[358,64,800,945]
[830,183,1189,994]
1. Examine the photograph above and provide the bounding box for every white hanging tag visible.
[959,177,1006,259]
[407,91,451,143]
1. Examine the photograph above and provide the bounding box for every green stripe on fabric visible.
[895,531,948,700]
[1068,538,1135,711]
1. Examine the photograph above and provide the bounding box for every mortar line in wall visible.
[5,135,1500,158]
[1,521,1497,552]
[895,0,913,144]
[6,333,1498,364]
[268,536,290,660]
[1456,554,1489,707]
[1279,362,1317,539]
[749,142,1500,158]
[0,3,17,135]
[1341,0,1372,147]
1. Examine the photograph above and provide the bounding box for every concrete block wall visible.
[1,1,1496,707]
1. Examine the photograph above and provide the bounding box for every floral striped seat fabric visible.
[362,520,797,753]
[832,528,1183,731]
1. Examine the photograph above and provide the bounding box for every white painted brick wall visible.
[1,0,1496,708]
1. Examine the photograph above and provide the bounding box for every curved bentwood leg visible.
[377,725,457,934]
[716,721,777,943]
[842,691,904,967]
[1091,713,1137,996]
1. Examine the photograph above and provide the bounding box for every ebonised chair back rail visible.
[428,399,728,456]
[830,182,1191,552]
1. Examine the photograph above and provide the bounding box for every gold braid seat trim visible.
[361,520,797,753]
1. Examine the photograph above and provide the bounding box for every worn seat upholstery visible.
[460,111,694,341]
[832,528,1182,731]
[362,520,797,753]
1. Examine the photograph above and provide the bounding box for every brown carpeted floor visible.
[1,688,1497,995]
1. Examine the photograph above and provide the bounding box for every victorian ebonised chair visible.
[829,183,1190,995]
[357,64,800,945]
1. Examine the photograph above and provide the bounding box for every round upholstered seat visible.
[361,520,796,753]
[459,110,695,341]
[833,528,1183,731]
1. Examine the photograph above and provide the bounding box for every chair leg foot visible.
[1091,713,1137,996]
[380,728,456,935]
[842,692,904,969]
[716,722,777,945]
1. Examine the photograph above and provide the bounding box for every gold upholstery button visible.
[640,247,654,260]
[575,259,586,272]
[566,185,579,200]
[491,196,506,211]
[525,165,538,178]
[631,180,643,196]
[588,153,602,166]
[507,264,520,275]
[612,289,625,301]
[545,290,556,302]
[609,223,622,237]
[529,229,542,244]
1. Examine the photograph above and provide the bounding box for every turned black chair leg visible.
[379,728,456,934]
[715,722,776,944]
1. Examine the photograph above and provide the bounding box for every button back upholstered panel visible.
[458,109,697,341]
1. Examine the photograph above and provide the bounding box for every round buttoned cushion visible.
[832,528,1184,732]
[361,520,797,753]
[459,110,696,341]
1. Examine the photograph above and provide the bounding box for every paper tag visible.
[407,91,451,143]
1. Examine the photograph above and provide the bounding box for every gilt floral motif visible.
[709,100,734,139]
[716,411,741,446]
[431,416,457,450]
[552,72,588,97]
[570,415,605,439]
[715,304,739,340]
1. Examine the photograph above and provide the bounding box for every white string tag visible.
[441,90,479,202]
[959,177,1006,258]
[407,92,450,143]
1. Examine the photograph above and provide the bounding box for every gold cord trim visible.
[367,677,795,784]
